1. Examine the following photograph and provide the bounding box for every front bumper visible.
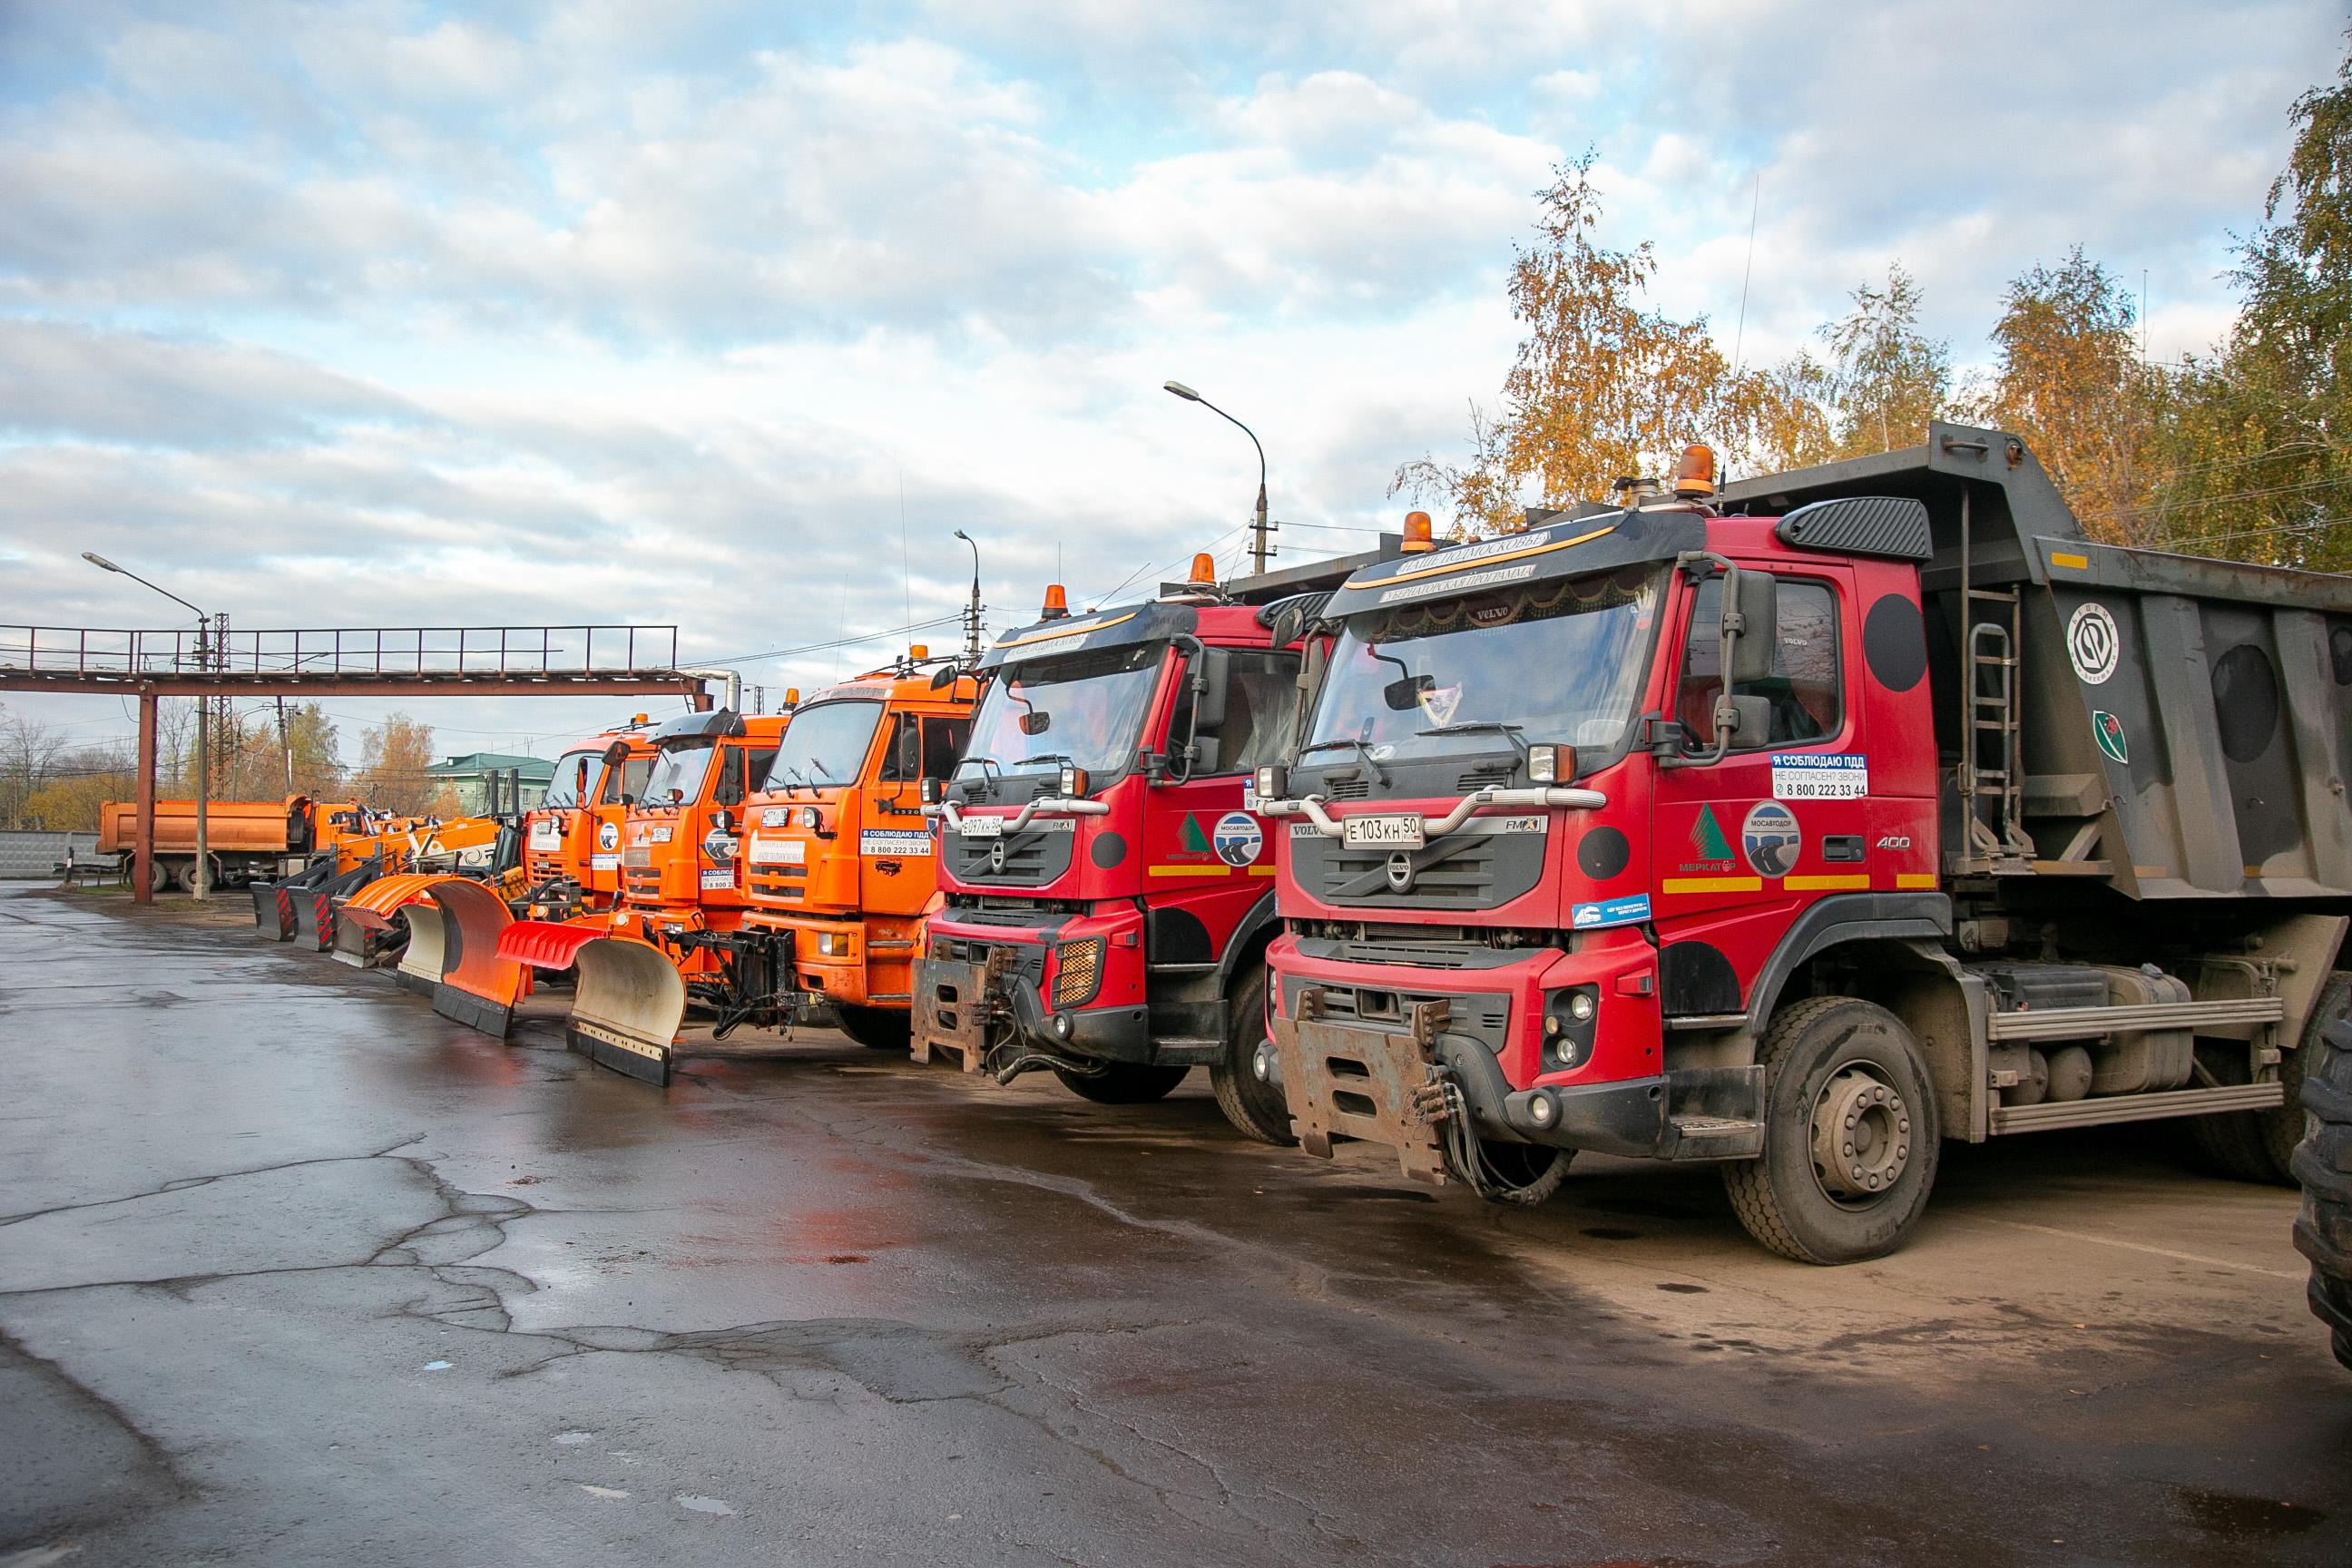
[914,910,1150,1073]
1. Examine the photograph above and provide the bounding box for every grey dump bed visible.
[1721,422,2352,903]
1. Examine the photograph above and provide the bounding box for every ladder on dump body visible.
[1961,587,2034,871]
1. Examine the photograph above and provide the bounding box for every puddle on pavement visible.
[2172,1484,2327,1539]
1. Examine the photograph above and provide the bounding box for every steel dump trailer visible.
[96,795,318,893]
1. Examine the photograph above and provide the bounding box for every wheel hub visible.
[1809,1064,1912,1202]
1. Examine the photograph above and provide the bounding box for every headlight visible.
[1058,764,1091,798]
[1543,985,1600,1070]
[1054,937,1105,1007]
[799,806,823,830]
[815,931,850,957]
[1255,764,1288,799]
[1526,744,1573,783]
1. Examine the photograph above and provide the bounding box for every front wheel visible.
[1723,995,1940,1264]
[1053,1062,1190,1103]
[835,1004,911,1052]
[1210,967,1294,1145]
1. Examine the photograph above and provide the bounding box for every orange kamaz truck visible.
[710,652,976,1052]
[522,721,658,916]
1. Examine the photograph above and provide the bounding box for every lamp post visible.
[1162,380,1272,575]
[952,529,984,665]
[83,552,211,900]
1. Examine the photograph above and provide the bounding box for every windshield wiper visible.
[1415,722,1529,766]
[1016,751,1073,769]
[1295,738,1390,786]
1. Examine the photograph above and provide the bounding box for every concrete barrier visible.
[0,830,103,880]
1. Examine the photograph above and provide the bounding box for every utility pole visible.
[81,553,211,898]
[191,619,209,900]
[1162,381,1274,573]
[954,530,984,665]
[277,694,294,792]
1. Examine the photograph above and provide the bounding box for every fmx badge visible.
[1689,804,1734,865]
[1740,801,1803,879]
[2092,710,2130,766]
[1210,811,1264,867]
[2066,602,2120,685]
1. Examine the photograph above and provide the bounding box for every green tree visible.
[1820,263,1951,456]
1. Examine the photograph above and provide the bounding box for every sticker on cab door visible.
[700,867,735,890]
[1210,812,1264,867]
[860,828,933,858]
[1571,893,1651,929]
[1740,801,1803,879]
[1770,753,1867,800]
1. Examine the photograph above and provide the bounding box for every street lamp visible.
[1163,381,1272,575]
[951,530,984,666]
[83,552,212,900]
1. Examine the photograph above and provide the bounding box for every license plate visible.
[1343,814,1424,848]
[959,816,1005,839]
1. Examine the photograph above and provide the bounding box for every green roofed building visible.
[425,751,554,815]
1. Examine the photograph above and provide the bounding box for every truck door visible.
[1146,647,1300,955]
[865,710,965,916]
[1649,565,1867,1019]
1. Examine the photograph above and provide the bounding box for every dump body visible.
[98,796,308,858]
[1259,424,2352,1259]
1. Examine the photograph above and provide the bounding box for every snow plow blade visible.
[427,878,527,1038]
[331,873,452,968]
[294,861,377,953]
[253,860,328,941]
[502,922,683,1085]
[394,899,449,996]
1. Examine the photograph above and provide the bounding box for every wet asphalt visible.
[0,883,2346,1567]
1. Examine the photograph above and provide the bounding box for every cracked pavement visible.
[0,885,2346,1566]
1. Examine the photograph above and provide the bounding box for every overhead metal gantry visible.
[1,622,711,904]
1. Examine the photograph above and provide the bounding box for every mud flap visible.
[501,923,684,1085]
[394,901,449,996]
[427,878,526,1037]
[1269,993,1453,1187]
[911,955,995,1072]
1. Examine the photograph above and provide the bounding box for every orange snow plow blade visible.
[331,872,455,969]
[427,878,527,1037]
[502,920,685,1085]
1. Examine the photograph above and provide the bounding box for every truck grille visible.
[623,846,654,868]
[1289,829,1546,911]
[944,827,1074,887]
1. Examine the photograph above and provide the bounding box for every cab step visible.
[1664,1114,1765,1161]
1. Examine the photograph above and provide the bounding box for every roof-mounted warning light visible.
[1672,444,1717,500]
[1403,511,1435,554]
[910,643,929,660]
[1041,584,1070,621]
[1189,553,1217,585]
[781,687,799,710]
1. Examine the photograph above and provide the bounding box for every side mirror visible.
[1382,673,1434,710]
[929,666,959,691]
[1018,710,1051,736]
[1191,735,1222,774]
[1727,567,1779,685]
[1192,647,1231,731]
[1722,693,1773,743]
[603,740,629,767]
[620,793,636,807]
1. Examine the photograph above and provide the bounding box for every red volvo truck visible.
[1257,424,2352,1262]
[913,548,1390,1141]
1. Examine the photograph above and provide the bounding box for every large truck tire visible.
[2187,974,2342,1185]
[2291,975,2352,1372]
[1210,967,1296,1146]
[836,1004,912,1052]
[1723,995,1941,1265]
[1054,1063,1190,1103]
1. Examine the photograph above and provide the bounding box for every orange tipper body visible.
[737,667,975,1039]
[524,726,658,909]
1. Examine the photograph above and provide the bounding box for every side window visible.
[1677,577,1841,750]
[1219,650,1304,775]
[746,748,777,793]
[714,747,744,804]
[603,759,652,804]
[920,717,970,781]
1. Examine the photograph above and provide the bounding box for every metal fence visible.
[0,625,681,681]
[0,830,101,880]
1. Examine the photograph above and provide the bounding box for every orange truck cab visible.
[720,656,976,1049]
[523,722,658,915]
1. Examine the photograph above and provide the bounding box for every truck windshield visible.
[1307,566,1661,763]
[960,642,1164,779]
[641,739,715,806]
[540,749,600,809]
[768,701,884,789]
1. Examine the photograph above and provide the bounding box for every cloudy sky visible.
[1,0,2339,764]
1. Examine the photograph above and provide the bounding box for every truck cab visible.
[614,709,786,936]
[1260,426,2352,1262]
[734,657,976,1049]
[915,552,1385,1140]
[523,722,656,915]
